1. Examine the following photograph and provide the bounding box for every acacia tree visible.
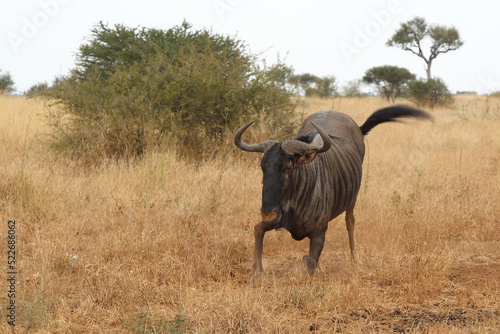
[387,17,463,81]
[363,66,415,101]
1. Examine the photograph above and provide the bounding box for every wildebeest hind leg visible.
[302,231,325,276]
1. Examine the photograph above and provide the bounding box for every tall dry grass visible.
[0,94,499,333]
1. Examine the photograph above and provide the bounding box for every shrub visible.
[341,79,366,97]
[48,21,297,161]
[408,78,453,107]
[0,69,15,94]
[26,82,49,98]
[313,76,338,98]
[292,73,338,97]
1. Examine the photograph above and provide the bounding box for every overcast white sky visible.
[1,0,499,95]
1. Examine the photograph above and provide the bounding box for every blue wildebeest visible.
[234,106,432,282]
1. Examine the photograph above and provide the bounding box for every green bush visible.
[341,79,366,97]
[48,21,297,161]
[26,82,49,98]
[408,78,453,107]
[291,73,338,97]
[0,69,15,94]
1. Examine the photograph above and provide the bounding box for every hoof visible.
[250,269,263,287]
[349,250,357,263]
[302,255,317,276]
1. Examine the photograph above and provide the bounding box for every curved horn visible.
[233,121,276,153]
[281,121,332,155]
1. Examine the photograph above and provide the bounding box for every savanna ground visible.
[0,94,499,333]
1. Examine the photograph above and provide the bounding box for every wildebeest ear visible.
[294,149,318,168]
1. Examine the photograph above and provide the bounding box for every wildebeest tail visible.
[359,105,433,136]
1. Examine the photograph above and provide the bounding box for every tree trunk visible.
[426,60,432,81]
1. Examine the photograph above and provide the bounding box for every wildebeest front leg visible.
[345,202,356,262]
[251,221,272,285]
[302,231,325,276]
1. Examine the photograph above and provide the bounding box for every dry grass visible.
[1,94,499,333]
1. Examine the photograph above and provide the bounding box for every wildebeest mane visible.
[294,132,318,144]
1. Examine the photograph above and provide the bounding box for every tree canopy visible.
[387,17,463,81]
[362,66,415,102]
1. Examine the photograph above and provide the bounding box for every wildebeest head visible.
[234,121,331,224]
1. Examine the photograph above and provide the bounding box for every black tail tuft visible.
[359,105,433,136]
